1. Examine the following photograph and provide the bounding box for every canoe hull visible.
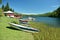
[9,23,39,32]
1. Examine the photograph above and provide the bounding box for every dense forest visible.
[38,7,60,17]
[49,7,60,17]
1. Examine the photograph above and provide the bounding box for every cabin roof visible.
[3,11,14,13]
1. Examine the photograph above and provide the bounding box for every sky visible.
[0,0,60,14]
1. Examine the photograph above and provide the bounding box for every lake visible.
[23,16,60,27]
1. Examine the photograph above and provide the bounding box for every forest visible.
[38,7,60,17]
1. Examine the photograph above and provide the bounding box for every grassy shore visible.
[0,17,34,40]
[0,17,60,40]
[29,22,60,40]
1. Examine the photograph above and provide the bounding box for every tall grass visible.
[29,22,60,40]
[0,17,60,40]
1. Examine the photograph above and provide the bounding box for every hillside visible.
[37,7,60,17]
[0,17,34,40]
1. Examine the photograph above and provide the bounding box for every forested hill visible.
[38,7,60,17]
[49,7,60,17]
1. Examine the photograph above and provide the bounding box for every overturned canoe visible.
[9,23,39,32]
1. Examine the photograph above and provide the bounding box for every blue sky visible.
[0,0,60,14]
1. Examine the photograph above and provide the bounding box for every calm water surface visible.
[23,16,60,27]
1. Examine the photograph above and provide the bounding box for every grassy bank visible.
[0,17,60,40]
[0,17,34,40]
[29,22,60,40]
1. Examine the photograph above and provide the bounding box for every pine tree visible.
[10,8,12,11]
[4,2,10,11]
[2,5,4,10]
[2,2,14,12]
[10,8,14,12]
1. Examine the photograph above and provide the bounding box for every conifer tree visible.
[4,2,10,11]
[2,4,4,10]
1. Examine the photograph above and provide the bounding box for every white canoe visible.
[9,23,39,32]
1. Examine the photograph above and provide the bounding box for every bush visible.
[11,21,18,24]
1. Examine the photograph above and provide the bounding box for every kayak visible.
[9,23,39,32]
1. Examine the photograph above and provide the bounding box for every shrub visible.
[11,21,18,24]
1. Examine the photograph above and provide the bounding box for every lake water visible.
[23,16,60,27]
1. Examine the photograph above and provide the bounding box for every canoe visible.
[9,23,39,32]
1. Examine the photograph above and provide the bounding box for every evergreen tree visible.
[4,2,10,11]
[10,8,12,11]
[10,8,14,12]
[2,4,4,10]
[3,2,14,12]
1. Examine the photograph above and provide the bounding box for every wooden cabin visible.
[4,11,14,17]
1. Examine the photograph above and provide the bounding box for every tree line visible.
[2,2,14,12]
[38,7,60,18]
[49,7,60,17]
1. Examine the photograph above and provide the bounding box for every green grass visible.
[0,17,34,40]
[29,22,60,40]
[0,16,60,40]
